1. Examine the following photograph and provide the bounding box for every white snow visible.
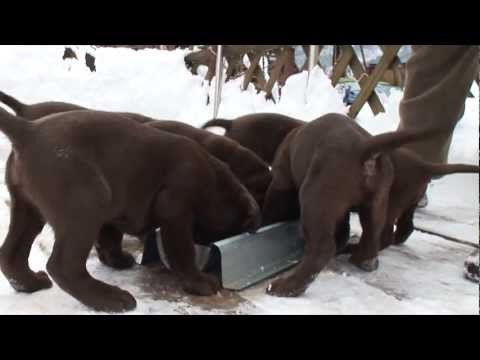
[0,45,478,314]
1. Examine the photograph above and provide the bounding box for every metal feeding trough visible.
[141,221,304,291]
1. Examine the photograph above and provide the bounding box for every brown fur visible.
[143,120,272,206]
[0,91,86,118]
[201,113,305,164]
[262,113,479,297]
[0,91,271,205]
[0,108,261,312]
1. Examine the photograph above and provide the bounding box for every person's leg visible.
[400,46,478,208]
[398,45,479,280]
[398,45,478,164]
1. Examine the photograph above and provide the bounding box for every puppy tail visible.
[361,128,444,162]
[201,118,233,131]
[0,90,26,115]
[423,162,479,177]
[0,107,32,147]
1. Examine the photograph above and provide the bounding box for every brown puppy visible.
[0,92,155,270]
[0,90,86,118]
[0,91,271,205]
[262,113,479,297]
[143,120,271,206]
[0,90,154,124]
[0,108,260,312]
[202,113,305,164]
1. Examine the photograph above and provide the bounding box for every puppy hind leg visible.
[262,185,299,226]
[267,186,343,297]
[393,206,416,245]
[350,185,391,271]
[0,193,51,293]
[351,157,393,271]
[46,220,136,313]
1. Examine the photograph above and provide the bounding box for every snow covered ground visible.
[0,45,478,314]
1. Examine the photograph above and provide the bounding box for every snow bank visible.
[0,45,478,314]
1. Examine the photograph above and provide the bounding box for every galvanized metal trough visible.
[141,221,304,291]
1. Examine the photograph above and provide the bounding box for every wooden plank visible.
[348,47,385,115]
[242,52,262,91]
[330,45,354,86]
[348,45,401,118]
[265,48,290,100]
[249,53,267,92]
[317,45,324,62]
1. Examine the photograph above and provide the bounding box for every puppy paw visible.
[88,286,137,313]
[337,243,359,255]
[9,271,53,293]
[98,251,136,270]
[266,278,307,298]
[349,256,379,272]
[182,273,221,296]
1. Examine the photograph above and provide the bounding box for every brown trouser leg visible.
[398,45,479,164]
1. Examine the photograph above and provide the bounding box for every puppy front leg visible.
[335,212,351,254]
[161,215,221,296]
[262,184,299,226]
[262,134,298,226]
[95,225,135,269]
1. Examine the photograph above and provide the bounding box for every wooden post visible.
[264,48,290,100]
[330,45,354,86]
[308,45,319,72]
[348,47,385,115]
[305,45,320,103]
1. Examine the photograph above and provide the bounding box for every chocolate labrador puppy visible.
[0,108,260,312]
[262,113,479,297]
[0,90,86,118]
[144,120,271,206]
[0,91,272,206]
[202,113,305,164]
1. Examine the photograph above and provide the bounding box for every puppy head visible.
[205,155,262,237]
[227,143,273,208]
